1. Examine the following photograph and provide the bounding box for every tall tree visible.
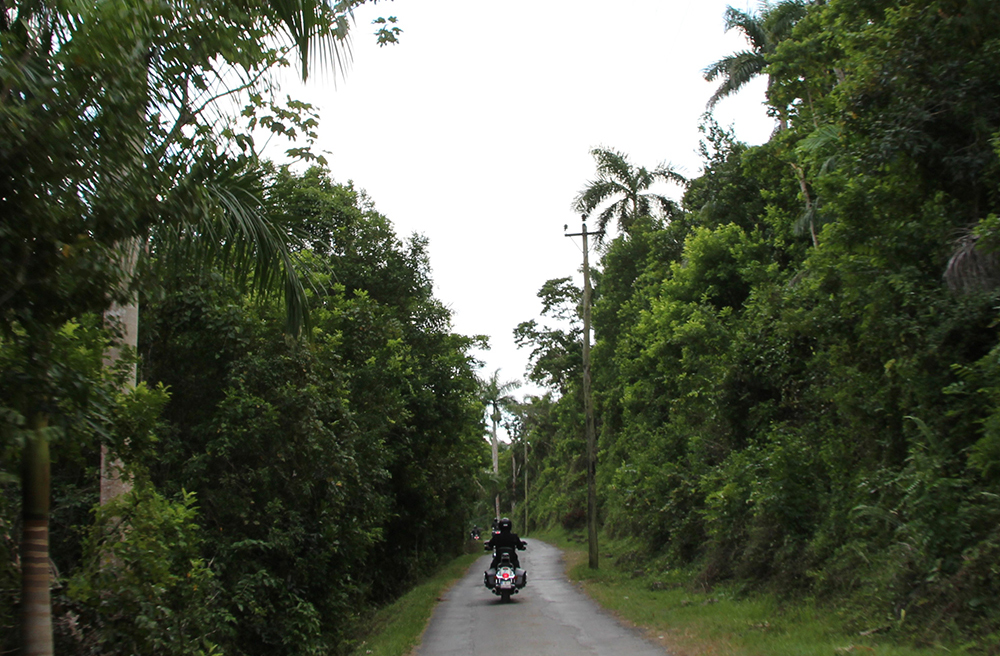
[513,277,582,395]
[703,1,808,121]
[97,0,379,500]
[572,148,685,237]
[0,1,381,652]
[482,371,520,520]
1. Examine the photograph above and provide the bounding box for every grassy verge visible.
[349,552,480,656]
[532,528,971,656]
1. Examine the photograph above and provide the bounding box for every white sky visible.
[278,0,775,401]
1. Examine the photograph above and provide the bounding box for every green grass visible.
[533,528,971,656]
[349,552,480,656]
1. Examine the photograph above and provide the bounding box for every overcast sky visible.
[278,0,775,400]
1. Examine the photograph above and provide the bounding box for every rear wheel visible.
[501,590,511,602]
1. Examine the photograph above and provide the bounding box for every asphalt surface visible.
[414,539,669,656]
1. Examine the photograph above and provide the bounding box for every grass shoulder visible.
[349,551,480,656]
[532,528,970,656]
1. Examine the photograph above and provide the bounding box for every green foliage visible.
[542,530,964,656]
[519,1,1000,648]
[348,553,480,656]
[514,277,581,394]
[0,1,454,652]
[1,0,361,340]
[67,484,229,656]
[138,167,485,656]
[573,148,686,237]
[703,0,808,112]
[1,165,486,655]
[1,315,206,655]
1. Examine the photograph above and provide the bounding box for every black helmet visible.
[498,517,512,532]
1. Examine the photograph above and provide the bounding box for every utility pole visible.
[524,438,529,535]
[565,219,601,569]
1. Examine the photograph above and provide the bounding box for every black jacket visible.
[486,531,525,569]
[486,531,525,551]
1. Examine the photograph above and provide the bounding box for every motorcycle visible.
[483,543,527,602]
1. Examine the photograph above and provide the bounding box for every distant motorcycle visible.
[483,543,527,602]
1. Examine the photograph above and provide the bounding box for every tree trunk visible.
[21,412,52,656]
[490,410,500,520]
[523,439,528,534]
[101,239,141,504]
[790,162,818,248]
[511,449,517,518]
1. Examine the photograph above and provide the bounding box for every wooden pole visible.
[565,220,601,569]
[524,438,528,534]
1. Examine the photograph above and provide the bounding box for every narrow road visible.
[415,540,668,656]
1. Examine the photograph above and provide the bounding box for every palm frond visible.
[482,370,522,414]
[148,156,310,335]
[573,179,625,216]
[724,50,767,87]
[633,166,654,193]
[703,56,732,83]
[652,162,687,186]
[706,1,808,110]
[797,124,842,176]
[649,195,683,220]
[595,204,621,236]
[765,0,809,46]
[797,124,843,154]
[575,147,684,238]
[793,204,816,239]
[591,148,634,184]
[852,504,905,529]
[723,6,767,50]
[264,0,357,81]
[705,51,765,108]
[308,5,355,81]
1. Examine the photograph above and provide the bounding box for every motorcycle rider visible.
[485,517,526,569]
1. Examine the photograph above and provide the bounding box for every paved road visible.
[415,540,668,656]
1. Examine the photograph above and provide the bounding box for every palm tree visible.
[2,1,360,653]
[572,147,686,238]
[703,1,808,119]
[99,0,375,501]
[482,370,520,520]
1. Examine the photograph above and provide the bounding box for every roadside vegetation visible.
[500,2,1000,653]
[0,161,491,656]
[349,552,480,656]
[539,530,972,656]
